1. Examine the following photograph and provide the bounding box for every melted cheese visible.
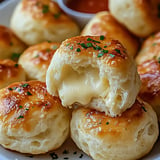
[58,65,105,106]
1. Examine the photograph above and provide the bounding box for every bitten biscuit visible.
[81,11,139,57]
[19,41,60,81]
[0,81,71,154]
[0,25,27,60]
[0,59,26,89]
[10,0,80,45]
[71,98,159,160]
[109,0,160,37]
[46,35,140,117]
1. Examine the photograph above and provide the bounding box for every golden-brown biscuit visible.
[19,41,60,82]
[109,0,160,37]
[81,11,139,57]
[46,35,140,117]
[136,32,160,65]
[71,98,159,160]
[0,25,27,60]
[0,81,71,154]
[10,0,80,45]
[0,59,26,89]
[138,59,160,122]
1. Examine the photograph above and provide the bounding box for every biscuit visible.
[10,0,80,45]
[0,81,71,154]
[109,0,160,37]
[0,59,26,89]
[81,11,139,57]
[46,35,141,117]
[138,59,160,122]
[19,41,60,81]
[0,25,27,60]
[71,98,159,160]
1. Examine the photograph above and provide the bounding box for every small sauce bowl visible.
[57,0,108,29]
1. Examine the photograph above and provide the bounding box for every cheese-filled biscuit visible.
[46,35,140,117]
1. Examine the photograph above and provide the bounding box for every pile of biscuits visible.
[0,0,159,160]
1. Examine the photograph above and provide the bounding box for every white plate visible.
[0,0,160,159]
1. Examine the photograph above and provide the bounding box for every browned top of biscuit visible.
[138,59,160,102]
[20,42,60,68]
[61,35,128,68]
[0,25,26,48]
[0,81,63,131]
[0,59,24,81]
[78,99,148,140]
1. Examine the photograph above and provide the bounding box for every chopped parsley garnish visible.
[11,53,21,61]
[100,35,105,40]
[46,48,51,52]
[21,83,29,87]
[52,45,58,50]
[76,48,81,52]
[158,57,160,63]
[70,46,73,50]
[97,53,104,58]
[13,87,17,90]
[49,152,58,159]
[27,91,32,96]
[152,43,157,46]
[87,38,100,43]
[14,63,19,67]
[17,115,24,119]
[25,108,29,111]
[54,12,61,19]
[86,43,93,47]
[8,88,13,91]
[19,105,23,108]
[109,54,115,58]
[141,106,147,112]
[42,5,49,14]
[115,49,121,54]
[66,43,70,46]
[106,122,109,125]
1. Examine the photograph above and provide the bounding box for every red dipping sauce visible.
[66,0,108,14]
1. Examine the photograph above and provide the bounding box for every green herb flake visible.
[13,87,17,90]
[11,53,21,61]
[21,83,29,87]
[79,154,83,158]
[63,149,69,154]
[86,43,93,47]
[42,5,49,14]
[34,54,39,58]
[104,45,107,48]
[8,88,13,91]
[102,49,108,53]
[54,12,61,19]
[106,122,109,125]
[19,105,23,108]
[70,46,73,50]
[141,106,147,112]
[27,91,32,96]
[17,115,24,119]
[49,152,58,159]
[158,57,160,63]
[46,48,51,52]
[17,88,21,92]
[14,63,19,67]
[152,43,157,46]
[115,49,121,54]
[52,45,58,50]
[79,43,87,49]
[100,35,105,40]
[97,53,104,58]
[9,42,13,46]
[87,38,100,43]
[95,45,102,50]
[109,54,115,58]
[76,48,81,52]
[66,43,70,46]
[25,108,29,111]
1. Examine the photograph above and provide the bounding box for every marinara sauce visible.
[66,0,108,14]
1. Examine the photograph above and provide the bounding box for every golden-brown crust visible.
[19,42,60,81]
[81,11,139,57]
[62,36,128,68]
[80,99,146,138]
[138,59,160,116]
[136,32,160,64]
[0,25,27,60]
[0,81,61,131]
[0,59,26,89]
